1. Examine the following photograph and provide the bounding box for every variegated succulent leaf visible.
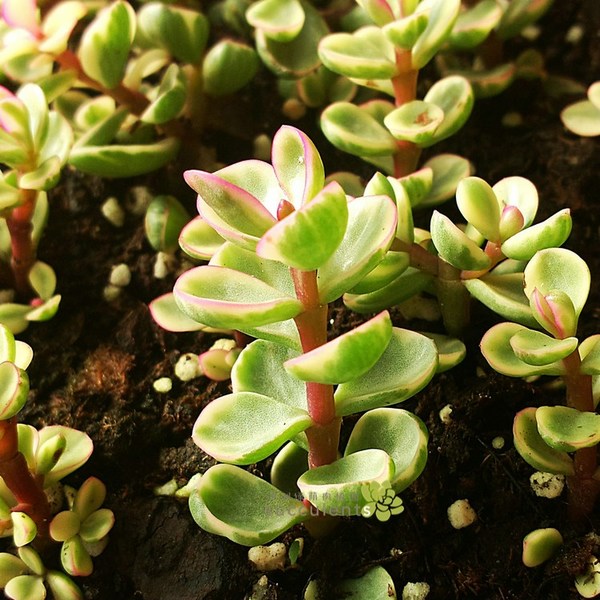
[536,406,600,453]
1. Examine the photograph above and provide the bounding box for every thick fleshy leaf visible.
[344,267,432,314]
[79,509,114,543]
[383,100,444,145]
[5,575,46,600]
[140,64,186,124]
[19,157,61,191]
[522,528,564,568]
[78,1,136,89]
[529,288,578,340]
[0,304,34,335]
[50,511,81,543]
[355,0,395,26]
[430,211,491,271]
[149,293,208,333]
[536,406,600,452]
[337,566,397,599]
[178,216,225,261]
[456,177,500,241]
[561,99,600,137]
[347,252,410,294]
[509,329,578,366]
[421,332,466,373]
[11,512,36,547]
[0,553,27,587]
[257,183,347,270]
[192,392,311,464]
[28,262,55,301]
[45,570,82,600]
[523,248,590,317]
[298,449,394,515]
[421,75,474,147]
[136,3,209,64]
[480,323,565,377]
[246,0,305,42]
[72,106,128,149]
[492,177,538,227]
[410,0,460,69]
[320,102,397,157]
[285,312,392,384]
[271,126,325,208]
[345,408,428,492]
[26,295,61,323]
[383,11,428,49]
[69,138,180,178]
[335,328,437,416]
[202,41,259,96]
[581,336,600,375]
[449,0,502,49]
[174,266,303,330]
[270,442,308,496]
[73,477,106,522]
[501,210,572,260]
[497,0,553,40]
[0,362,29,420]
[144,195,190,253]
[513,408,574,475]
[36,433,66,476]
[189,464,309,546]
[232,340,305,410]
[318,27,397,79]
[317,195,397,303]
[464,272,537,327]
[419,154,472,208]
[61,536,92,577]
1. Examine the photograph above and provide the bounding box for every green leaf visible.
[203,41,259,96]
[28,261,56,301]
[272,125,325,209]
[561,98,600,137]
[189,464,309,545]
[69,137,180,178]
[73,477,107,521]
[522,528,564,568]
[5,575,46,600]
[345,408,428,492]
[383,100,444,145]
[256,182,348,270]
[285,311,393,384]
[523,248,590,318]
[449,0,502,48]
[174,266,303,330]
[298,449,394,515]
[19,156,61,191]
[72,106,128,149]
[78,1,136,89]
[317,195,397,303]
[493,176,538,227]
[497,0,553,40]
[136,3,209,64]
[149,293,209,333]
[270,442,308,496]
[45,570,82,600]
[456,176,500,241]
[141,64,187,124]
[430,211,491,271]
[11,512,37,547]
[336,566,397,599]
[0,553,27,587]
[581,336,600,375]
[79,508,114,543]
[50,511,81,543]
[232,340,306,410]
[421,332,466,373]
[320,101,397,157]
[335,328,437,416]
[61,535,92,577]
[513,407,574,475]
[411,0,460,69]
[0,304,33,335]
[178,216,225,261]
[501,209,572,260]
[36,433,66,476]
[536,406,600,452]
[144,195,190,253]
[246,0,305,42]
[480,322,565,377]
[0,362,29,420]
[509,329,578,366]
[192,391,311,464]
[347,252,410,294]
[383,11,428,50]
[318,26,397,79]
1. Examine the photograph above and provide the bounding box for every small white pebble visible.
[447,499,477,529]
[210,338,237,352]
[521,25,540,41]
[103,284,121,302]
[390,548,403,558]
[109,263,131,287]
[44,483,64,514]
[153,377,173,393]
[282,98,306,121]
[252,134,272,161]
[492,436,505,450]
[101,197,125,227]
[439,404,453,424]
[174,353,203,381]
[402,581,430,600]
[127,186,153,215]
[476,366,486,378]
[175,473,203,498]
[502,112,524,128]
[153,252,175,280]
[565,24,584,45]
[153,479,178,495]
[248,543,287,571]
[529,472,565,499]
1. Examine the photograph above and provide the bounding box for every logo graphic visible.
[360,481,403,522]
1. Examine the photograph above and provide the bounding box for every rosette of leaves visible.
[168,125,464,545]
[438,0,554,98]
[0,1,259,178]
[345,174,573,336]
[0,82,71,309]
[480,248,600,519]
[318,0,474,189]
[560,81,600,137]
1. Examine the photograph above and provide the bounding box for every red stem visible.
[0,419,50,540]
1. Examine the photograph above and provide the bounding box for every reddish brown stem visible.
[6,188,37,299]
[562,351,600,520]
[291,269,340,469]
[0,419,50,540]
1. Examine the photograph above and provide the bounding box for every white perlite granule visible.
[447,499,477,529]
[248,543,287,571]
[529,472,565,499]
[174,353,202,381]
[402,581,430,600]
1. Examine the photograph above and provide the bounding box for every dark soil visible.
[9,1,600,599]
